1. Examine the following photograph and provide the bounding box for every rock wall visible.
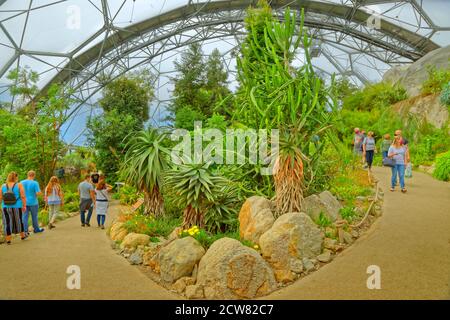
[383,45,450,97]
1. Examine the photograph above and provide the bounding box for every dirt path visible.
[0,202,179,300]
[1,167,449,300]
[265,167,450,299]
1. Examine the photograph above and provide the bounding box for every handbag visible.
[382,157,396,167]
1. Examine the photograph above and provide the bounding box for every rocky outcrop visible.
[120,233,150,249]
[197,238,276,299]
[259,212,324,282]
[239,196,275,244]
[392,94,449,129]
[383,45,450,97]
[303,191,342,223]
[158,237,205,283]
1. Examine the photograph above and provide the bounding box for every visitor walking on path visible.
[78,174,95,227]
[21,171,44,236]
[94,180,112,229]
[352,128,364,156]
[362,131,377,170]
[0,172,27,244]
[395,129,410,162]
[381,133,391,160]
[45,176,64,229]
[388,135,408,193]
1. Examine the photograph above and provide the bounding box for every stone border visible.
[108,183,384,299]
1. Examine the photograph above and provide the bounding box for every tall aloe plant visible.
[121,128,169,216]
[236,3,336,216]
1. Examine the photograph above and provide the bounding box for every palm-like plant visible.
[121,128,169,216]
[165,163,228,228]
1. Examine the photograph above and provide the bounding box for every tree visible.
[170,43,232,127]
[235,3,337,215]
[87,72,154,180]
[121,128,169,216]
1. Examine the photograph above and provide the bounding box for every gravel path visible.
[1,167,449,300]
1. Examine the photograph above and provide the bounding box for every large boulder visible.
[120,233,150,249]
[303,191,342,223]
[239,196,275,244]
[259,212,324,282]
[158,236,205,283]
[197,238,276,299]
[110,222,128,242]
[382,45,450,97]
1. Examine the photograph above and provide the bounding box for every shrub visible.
[433,151,450,181]
[179,226,256,249]
[343,82,407,111]
[440,82,450,107]
[340,206,358,223]
[421,66,450,95]
[315,211,332,228]
[118,185,142,205]
[123,213,181,237]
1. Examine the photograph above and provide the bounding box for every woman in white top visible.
[44,176,64,229]
[94,179,112,229]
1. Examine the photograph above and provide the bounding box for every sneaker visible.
[81,224,85,227]
[101,225,105,230]
[6,241,11,245]
[85,223,91,227]
[34,228,45,233]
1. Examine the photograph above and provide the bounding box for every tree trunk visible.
[274,155,304,217]
[143,185,164,217]
[182,204,204,229]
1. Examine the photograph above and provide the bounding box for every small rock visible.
[317,251,332,263]
[302,258,315,272]
[123,253,130,259]
[172,277,195,294]
[351,230,359,238]
[274,270,295,283]
[342,231,353,244]
[185,284,204,299]
[289,259,304,274]
[324,238,337,250]
[129,249,143,265]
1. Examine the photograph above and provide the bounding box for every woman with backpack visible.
[0,172,27,244]
[44,176,64,229]
[94,179,112,229]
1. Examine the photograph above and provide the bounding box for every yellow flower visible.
[253,245,259,249]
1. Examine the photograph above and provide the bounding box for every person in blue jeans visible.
[21,171,44,235]
[388,135,408,193]
[78,174,95,227]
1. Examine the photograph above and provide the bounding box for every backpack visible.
[3,183,18,205]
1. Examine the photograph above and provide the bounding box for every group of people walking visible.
[353,128,410,193]
[0,171,112,245]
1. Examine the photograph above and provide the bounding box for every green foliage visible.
[170,44,231,125]
[116,184,142,205]
[315,212,332,228]
[0,69,70,184]
[174,106,205,130]
[87,72,154,180]
[421,65,450,95]
[433,151,450,181]
[123,213,181,237]
[343,82,407,111]
[440,82,450,107]
[121,128,169,193]
[340,206,358,223]
[179,226,255,249]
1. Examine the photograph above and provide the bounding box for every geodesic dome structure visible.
[0,0,449,144]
